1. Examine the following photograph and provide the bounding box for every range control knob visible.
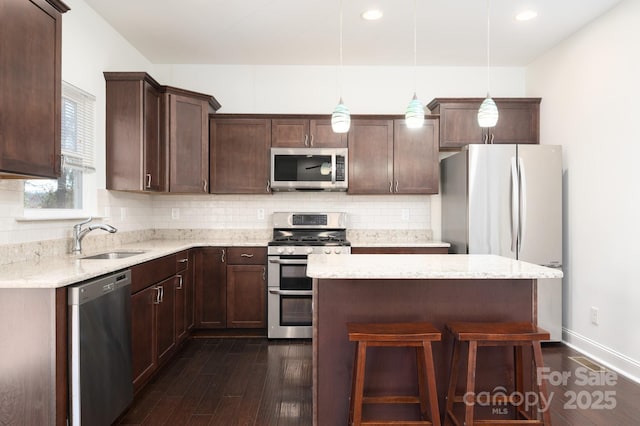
[286,248,295,255]
[335,248,342,254]
[277,247,284,254]
[306,247,314,255]
[324,248,331,254]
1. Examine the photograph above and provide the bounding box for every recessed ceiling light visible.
[515,9,538,21]
[361,9,383,21]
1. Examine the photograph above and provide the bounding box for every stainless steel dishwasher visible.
[68,270,133,426]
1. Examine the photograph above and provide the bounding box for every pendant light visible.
[332,0,350,133]
[405,0,424,128]
[477,0,499,128]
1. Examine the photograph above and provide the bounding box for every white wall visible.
[527,0,640,381]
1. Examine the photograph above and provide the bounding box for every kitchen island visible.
[307,254,563,425]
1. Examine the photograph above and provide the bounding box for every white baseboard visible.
[562,327,640,384]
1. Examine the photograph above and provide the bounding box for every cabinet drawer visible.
[226,247,266,265]
[131,254,177,293]
[175,250,190,272]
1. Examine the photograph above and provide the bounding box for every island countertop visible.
[307,253,563,280]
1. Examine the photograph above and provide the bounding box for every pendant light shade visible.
[478,0,498,128]
[405,93,425,128]
[331,98,351,133]
[478,94,499,128]
[332,0,350,133]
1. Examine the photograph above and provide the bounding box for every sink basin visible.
[81,250,146,260]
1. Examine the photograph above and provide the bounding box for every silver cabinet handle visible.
[268,289,312,296]
[510,157,519,253]
[221,249,225,263]
[153,286,161,304]
[310,134,314,147]
[268,259,307,265]
[483,133,488,144]
[160,285,164,303]
[389,181,393,193]
[178,258,188,264]
[203,179,208,192]
[145,173,152,189]
[262,267,266,281]
[240,253,254,258]
[176,275,183,290]
[304,134,309,147]
[490,133,495,144]
[266,179,271,193]
[395,181,399,193]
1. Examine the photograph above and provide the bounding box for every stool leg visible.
[416,344,429,419]
[351,341,368,426]
[422,341,441,426]
[515,345,524,419]
[532,341,552,426]
[464,340,478,426]
[349,342,358,424]
[445,339,461,425]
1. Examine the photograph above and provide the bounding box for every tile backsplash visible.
[0,186,435,263]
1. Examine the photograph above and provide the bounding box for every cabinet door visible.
[131,286,156,391]
[0,0,65,178]
[144,81,164,191]
[194,248,227,328]
[437,102,484,150]
[168,93,209,193]
[348,119,394,194]
[271,119,310,147]
[310,119,347,147]
[226,265,266,328]
[210,118,271,193]
[490,100,540,144]
[156,276,176,365]
[393,118,439,194]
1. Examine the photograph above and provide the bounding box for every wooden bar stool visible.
[347,322,442,426]
[444,322,552,426]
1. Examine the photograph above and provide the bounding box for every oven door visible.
[267,255,313,339]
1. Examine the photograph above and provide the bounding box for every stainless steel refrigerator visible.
[441,144,563,340]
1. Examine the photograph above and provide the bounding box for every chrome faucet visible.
[72,217,117,254]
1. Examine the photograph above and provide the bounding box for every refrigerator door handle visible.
[518,157,527,254]
[510,157,519,253]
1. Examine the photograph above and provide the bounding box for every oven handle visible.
[268,259,308,265]
[268,289,313,296]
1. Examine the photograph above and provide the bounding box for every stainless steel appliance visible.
[268,212,351,338]
[68,270,133,426]
[270,147,348,191]
[441,144,563,341]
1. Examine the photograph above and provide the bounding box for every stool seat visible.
[348,322,442,426]
[445,321,552,426]
[349,322,441,342]
[447,321,550,342]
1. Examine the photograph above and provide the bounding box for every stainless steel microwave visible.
[270,148,348,191]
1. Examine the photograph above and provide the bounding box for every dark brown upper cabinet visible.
[210,117,271,194]
[427,98,541,151]
[105,72,220,193]
[0,0,69,179]
[348,117,439,194]
[271,117,347,148]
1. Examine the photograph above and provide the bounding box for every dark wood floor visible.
[117,338,638,425]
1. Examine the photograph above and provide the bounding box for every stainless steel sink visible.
[81,250,146,260]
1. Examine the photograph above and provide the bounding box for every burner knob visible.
[335,248,342,254]
[287,248,295,255]
[324,248,331,254]
[277,247,284,254]
[306,247,314,255]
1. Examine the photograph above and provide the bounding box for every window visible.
[24,82,96,216]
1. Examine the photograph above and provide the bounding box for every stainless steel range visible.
[267,212,351,339]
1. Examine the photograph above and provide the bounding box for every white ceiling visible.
[83,0,622,66]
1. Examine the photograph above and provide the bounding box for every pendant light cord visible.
[486,0,491,96]
[339,0,344,98]
[413,0,417,92]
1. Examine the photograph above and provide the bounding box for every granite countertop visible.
[0,238,268,289]
[306,254,563,280]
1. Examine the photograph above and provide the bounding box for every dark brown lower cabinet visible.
[194,247,227,328]
[131,285,157,391]
[155,276,177,366]
[226,264,266,328]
